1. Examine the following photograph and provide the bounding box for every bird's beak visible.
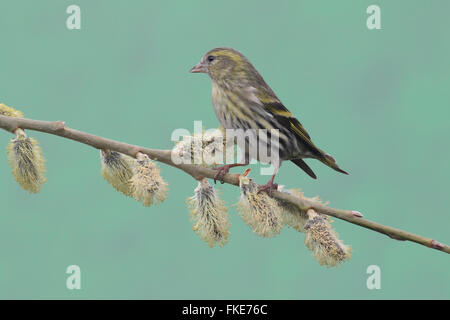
[189,62,207,73]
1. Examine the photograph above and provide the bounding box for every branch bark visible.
[0,114,448,254]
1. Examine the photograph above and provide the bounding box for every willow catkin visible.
[100,149,135,196]
[7,129,47,193]
[277,187,309,233]
[0,103,24,118]
[172,128,232,167]
[304,209,352,267]
[237,172,283,237]
[130,153,168,206]
[187,179,230,247]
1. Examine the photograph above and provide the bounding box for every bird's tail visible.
[319,152,349,175]
[291,158,317,179]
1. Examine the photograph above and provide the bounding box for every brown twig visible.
[0,114,448,254]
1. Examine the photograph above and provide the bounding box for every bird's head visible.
[190,47,258,84]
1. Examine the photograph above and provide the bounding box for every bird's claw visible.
[257,182,279,197]
[212,165,231,184]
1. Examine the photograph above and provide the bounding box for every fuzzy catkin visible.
[172,128,233,167]
[130,153,168,206]
[237,174,283,237]
[0,103,24,118]
[100,150,135,196]
[277,187,309,233]
[7,129,46,193]
[304,209,352,267]
[187,179,230,247]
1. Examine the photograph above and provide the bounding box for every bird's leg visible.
[258,160,280,196]
[212,163,248,184]
[257,173,279,196]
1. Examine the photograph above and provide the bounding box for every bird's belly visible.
[213,108,288,164]
[211,94,233,129]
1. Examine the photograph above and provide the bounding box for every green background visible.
[0,0,448,299]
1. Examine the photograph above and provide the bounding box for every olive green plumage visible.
[190,47,347,185]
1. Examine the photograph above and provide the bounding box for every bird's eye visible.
[207,55,215,62]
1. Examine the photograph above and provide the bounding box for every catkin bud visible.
[237,171,283,237]
[7,129,47,193]
[304,209,352,267]
[130,153,168,206]
[0,103,24,118]
[172,128,232,167]
[187,179,230,247]
[277,187,308,233]
[100,149,135,196]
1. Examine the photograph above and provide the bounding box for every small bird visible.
[190,47,347,194]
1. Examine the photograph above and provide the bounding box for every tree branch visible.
[0,114,448,254]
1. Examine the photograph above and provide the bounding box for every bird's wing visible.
[264,101,311,140]
[254,87,348,174]
[255,87,310,137]
[259,96,321,154]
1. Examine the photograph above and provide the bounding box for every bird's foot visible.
[212,163,248,184]
[212,164,232,184]
[257,181,279,197]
